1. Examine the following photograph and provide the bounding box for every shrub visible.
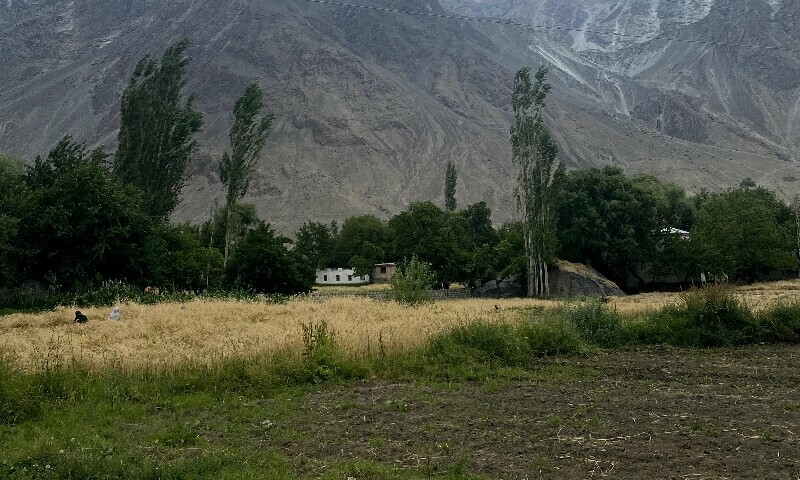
[564,301,628,347]
[390,255,435,306]
[518,319,584,357]
[757,301,800,344]
[428,318,584,369]
[428,322,526,367]
[675,285,756,347]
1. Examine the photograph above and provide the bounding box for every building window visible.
[380,266,387,274]
[336,275,340,281]
[323,275,328,281]
[348,275,353,281]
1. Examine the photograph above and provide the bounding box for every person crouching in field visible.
[74,311,88,324]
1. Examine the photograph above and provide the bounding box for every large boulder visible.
[549,260,625,298]
[471,278,525,298]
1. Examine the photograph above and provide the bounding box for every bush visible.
[675,285,756,347]
[428,322,526,367]
[518,319,584,357]
[757,301,800,344]
[390,255,435,306]
[428,318,584,369]
[564,301,628,347]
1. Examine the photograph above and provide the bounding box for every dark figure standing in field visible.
[74,311,88,324]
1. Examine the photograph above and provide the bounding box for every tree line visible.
[1,44,797,299]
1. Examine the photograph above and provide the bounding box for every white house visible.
[315,268,370,285]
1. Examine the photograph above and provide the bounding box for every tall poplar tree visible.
[220,83,274,267]
[445,159,457,212]
[511,66,563,297]
[114,39,204,221]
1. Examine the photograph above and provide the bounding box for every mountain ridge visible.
[1,0,799,233]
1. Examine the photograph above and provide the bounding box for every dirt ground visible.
[275,346,800,479]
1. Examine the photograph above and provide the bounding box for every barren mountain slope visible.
[1,0,798,232]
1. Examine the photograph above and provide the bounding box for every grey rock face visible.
[549,261,626,299]
[1,0,799,233]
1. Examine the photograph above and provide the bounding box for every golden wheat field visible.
[2,281,800,371]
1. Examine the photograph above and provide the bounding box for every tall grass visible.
[3,284,800,477]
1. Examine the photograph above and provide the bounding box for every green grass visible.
[3,286,800,478]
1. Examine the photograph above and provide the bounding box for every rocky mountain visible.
[1,0,799,233]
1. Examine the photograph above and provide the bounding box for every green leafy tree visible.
[492,222,527,292]
[631,174,695,230]
[691,187,793,282]
[20,137,150,288]
[390,255,435,305]
[226,224,315,295]
[294,221,336,269]
[451,202,499,288]
[331,215,391,267]
[557,166,659,289]
[114,39,204,220]
[220,83,274,267]
[511,66,563,297]
[0,155,27,286]
[199,203,259,254]
[444,159,457,212]
[142,224,223,292]
[347,255,375,278]
[389,202,457,287]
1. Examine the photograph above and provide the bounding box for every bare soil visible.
[278,346,800,479]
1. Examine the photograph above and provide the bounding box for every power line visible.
[299,0,799,52]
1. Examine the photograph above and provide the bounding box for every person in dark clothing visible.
[74,311,88,324]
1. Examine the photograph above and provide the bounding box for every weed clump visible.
[756,301,800,344]
[563,301,628,347]
[673,285,756,347]
[427,318,584,371]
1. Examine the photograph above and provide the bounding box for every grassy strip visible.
[2,286,800,477]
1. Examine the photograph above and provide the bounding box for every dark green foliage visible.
[114,39,204,220]
[445,159,457,212]
[199,202,259,254]
[220,83,273,206]
[293,221,336,269]
[220,83,274,266]
[629,286,757,347]
[511,66,562,297]
[757,301,800,343]
[631,174,695,230]
[427,319,584,370]
[557,166,659,288]
[564,302,628,347]
[691,188,794,282]
[331,215,390,268]
[226,224,315,295]
[452,202,500,288]
[0,155,27,287]
[390,202,456,286]
[142,224,224,291]
[19,137,150,289]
